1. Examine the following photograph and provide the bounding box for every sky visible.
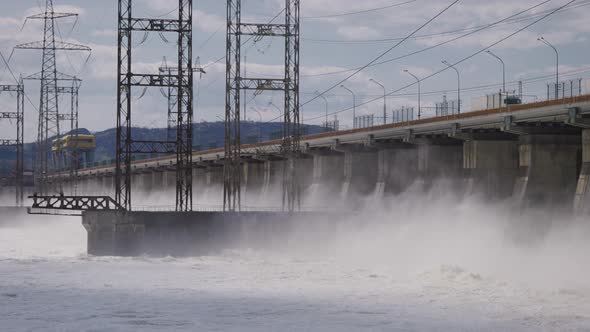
[1,0,590,142]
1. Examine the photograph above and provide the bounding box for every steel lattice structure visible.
[56,80,81,187]
[159,57,205,142]
[15,0,90,195]
[30,194,123,212]
[117,0,194,211]
[225,0,301,212]
[0,82,25,206]
[24,76,82,183]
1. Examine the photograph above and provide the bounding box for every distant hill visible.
[0,122,328,168]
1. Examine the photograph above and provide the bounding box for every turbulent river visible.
[1,196,590,331]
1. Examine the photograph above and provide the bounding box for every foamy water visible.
[1,198,590,331]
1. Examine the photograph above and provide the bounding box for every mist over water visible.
[1,180,590,331]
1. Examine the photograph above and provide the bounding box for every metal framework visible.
[24,76,82,183]
[15,0,90,195]
[159,57,205,142]
[117,0,194,211]
[30,194,123,211]
[0,83,25,206]
[57,80,81,189]
[225,0,301,212]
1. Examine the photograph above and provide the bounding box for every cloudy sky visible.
[1,0,589,142]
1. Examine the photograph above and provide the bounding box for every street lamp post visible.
[251,108,263,143]
[486,50,506,96]
[315,91,329,130]
[340,84,356,128]
[442,60,461,114]
[369,79,387,124]
[403,70,421,119]
[537,36,559,99]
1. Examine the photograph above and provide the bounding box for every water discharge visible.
[1,188,590,330]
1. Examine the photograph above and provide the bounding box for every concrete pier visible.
[462,134,519,199]
[513,134,582,210]
[261,159,284,199]
[242,161,265,195]
[306,150,344,199]
[574,129,590,215]
[414,137,464,191]
[374,144,418,196]
[340,149,378,198]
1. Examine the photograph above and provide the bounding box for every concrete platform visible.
[82,211,340,257]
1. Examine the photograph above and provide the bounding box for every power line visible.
[301,0,561,78]
[202,8,286,71]
[0,51,39,114]
[246,0,416,19]
[309,66,590,98]
[139,5,179,18]
[301,0,416,19]
[197,22,225,51]
[304,0,578,123]
[302,0,590,44]
[302,0,460,107]
[187,66,590,100]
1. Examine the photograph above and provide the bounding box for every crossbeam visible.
[128,73,180,87]
[130,140,176,154]
[0,112,19,119]
[233,23,290,37]
[238,78,289,91]
[0,139,18,146]
[123,18,190,32]
[0,85,21,92]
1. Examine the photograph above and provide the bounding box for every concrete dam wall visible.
[66,127,590,257]
[69,128,590,214]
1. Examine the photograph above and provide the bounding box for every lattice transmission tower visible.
[117,0,194,211]
[0,81,25,206]
[56,79,81,186]
[15,0,90,195]
[225,0,301,212]
[159,57,205,142]
[24,74,81,185]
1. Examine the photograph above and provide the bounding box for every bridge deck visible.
[58,94,590,177]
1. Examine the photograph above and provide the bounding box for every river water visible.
[1,197,590,331]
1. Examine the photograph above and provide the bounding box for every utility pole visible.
[15,0,90,195]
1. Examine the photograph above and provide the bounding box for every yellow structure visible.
[52,134,96,169]
[51,135,96,152]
